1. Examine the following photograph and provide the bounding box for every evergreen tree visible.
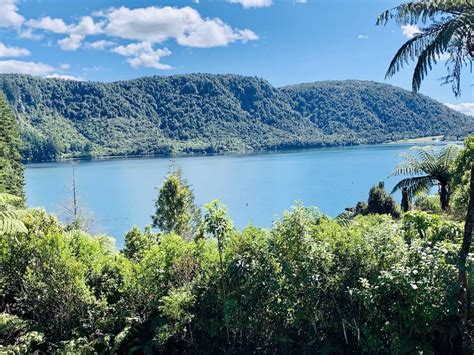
[152,168,201,239]
[366,181,401,218]
[0,92,24,201]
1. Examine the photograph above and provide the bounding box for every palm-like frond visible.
[392,145,461,178]
[377,0,467,26]
[377,0,473,96]
[0,192,22,207]
[0,216,27,235]
[391,175,436,197]
[391,144,461,204]
[438,144,462,166]
[0,192,27,235]
[335,211,354,226]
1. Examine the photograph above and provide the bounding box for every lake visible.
[25,143,441,247]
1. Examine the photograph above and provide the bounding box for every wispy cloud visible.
[445,102,474,116]
[0,59,80,80]
[0,59,56,75]
[227,0,272,8]
[0,42,30,57]
[358,34,368,39]
[45,73,84,81]
[26,16,69,33]
[84,40,115,50]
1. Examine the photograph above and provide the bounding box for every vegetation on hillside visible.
[0,74,471,162]
[0,2,473,350]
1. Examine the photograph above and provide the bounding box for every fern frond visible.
[335,211,354,227]
[391,175,435,197]
[0,193,22,208]
[377,0,466,26]
[0,218,27,235]
[390,161,424,176]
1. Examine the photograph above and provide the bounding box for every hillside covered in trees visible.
[0,73,472,161]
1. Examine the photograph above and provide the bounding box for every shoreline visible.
[23,137,462,166]
[385,135,445,144]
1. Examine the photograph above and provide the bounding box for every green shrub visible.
[414,193,443,214]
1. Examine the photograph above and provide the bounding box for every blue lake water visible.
[25,143,443,247]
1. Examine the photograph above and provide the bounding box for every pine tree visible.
[0,92,24,202]
[152,168,201,239]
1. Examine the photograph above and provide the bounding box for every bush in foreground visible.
[0,203,470,353]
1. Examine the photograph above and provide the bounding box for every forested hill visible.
[0,73,472,161]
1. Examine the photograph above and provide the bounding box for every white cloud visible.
[177,19,259,48]
[113,42,172,70]
[85,39,115,50]
[295,0,307,3]
[401,24,421,38]
[0,59,56,75]
[58,34,84,51]
[26,16,103,51]
[445,103,474,116]
[0,0,24,28]
[0,42,30,57]
[0,59,83,80]
[18,28,43,40]
[45,73,83,81]
[26,16,69,33]
[70,16,103,36]
[358,34,368,39]
[227,0,272,8]
[102,6,258,48]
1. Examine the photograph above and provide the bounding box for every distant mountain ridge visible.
[0,73,472,161]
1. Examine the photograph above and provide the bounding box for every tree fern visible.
[377,0,474,97]
[0,192,27,235]
[391,144,461,210]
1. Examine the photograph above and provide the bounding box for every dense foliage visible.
[0,205,470,353]
[0,74,472,162]
[0,93,24,200]
[152,168,201,239]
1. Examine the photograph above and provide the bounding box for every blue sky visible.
[0,0,472,113]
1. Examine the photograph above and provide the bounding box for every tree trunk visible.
[459,161,474,353]
[401,187,409,212]
[440,183,449,211]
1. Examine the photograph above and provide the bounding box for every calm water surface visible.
[25,144,441,247]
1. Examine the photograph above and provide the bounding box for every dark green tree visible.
[122,225,156,262]
[366,181,401,218]
[391,145,461,211]
[378,1,474,350]
[204,199,234,343]
[152,168,201,239]
[0,93,24,201]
